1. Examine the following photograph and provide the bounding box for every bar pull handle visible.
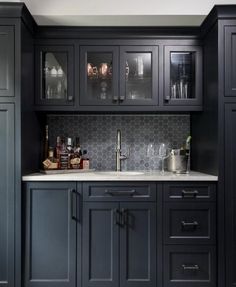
[182,190,199,198]
[182,264,199,271]
[114,209,121,226]
[105,189,136,196]
[181,221,199,230]
[120,208,128,227]
[70,189,77,221]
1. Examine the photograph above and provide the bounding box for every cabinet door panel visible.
[120,202,156,287]
[0,104,14,286]
[225,26,236,97]
[24,182,77,287]
[35,45,74,107]
[0,26,14,97]
[80,46,119,106]
[225,104,236,286]
[83,202,119,287]
[120,46,158,106]
[164,45,202,106]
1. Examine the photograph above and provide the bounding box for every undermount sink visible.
[99,171,144,176]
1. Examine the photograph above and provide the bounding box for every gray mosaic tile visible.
[47,114,190,171]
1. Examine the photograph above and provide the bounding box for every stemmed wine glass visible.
[157,143,170,174]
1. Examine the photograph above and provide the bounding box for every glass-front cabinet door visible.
[35,45,74,106]
[164,46,202,106]
[80,46,119,105]
[120,46,158,105]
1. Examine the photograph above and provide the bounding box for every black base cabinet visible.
[225,104,236,287]
[163,182,216,287]
[23,181,216,287]
[0,104,15,286]
[24,182,80,287]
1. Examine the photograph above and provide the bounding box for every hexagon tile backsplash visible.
[47,114,190,171]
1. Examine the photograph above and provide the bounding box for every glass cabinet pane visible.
[42,52,68,100]
[170,52,196,100]
[125,52,152,100]
[87,52,113,101]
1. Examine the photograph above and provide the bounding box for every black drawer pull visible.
[181,221,199,227]
[70,189,77,221]
[181,221,199,230]
[182,264,199,271]
[105,189,136,196]
[182,190,199,198]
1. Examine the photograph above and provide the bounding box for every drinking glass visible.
[157,143,170,174]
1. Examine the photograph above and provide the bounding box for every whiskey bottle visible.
[66,137,74,169]
[59,138,69,169]
[71,137,82,169]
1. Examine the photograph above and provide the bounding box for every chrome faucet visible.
[116,129,128,171]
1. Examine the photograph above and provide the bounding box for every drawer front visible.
[164,182,216,202]
[83,182,157,201]
[164,203,216,244]
[164,245,216,287]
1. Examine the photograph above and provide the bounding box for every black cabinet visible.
[0,26,14,98]
[225,26,236,97]
[164,245,216,287]
[79,44,158,108]
[80,45,119,106]
[225,103,236,287]
[24,182,79,287]
[119,202,156,287]
[163,182,216,287]
[82,202,119,287]
[164,46,202,106]
[0,104,15,286]
[82,182,157,287]
[119,46,158,106]
[35,45,75,107]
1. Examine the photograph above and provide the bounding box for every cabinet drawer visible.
[83,182,157,201]
[164,245,216,287]
[164,182,216,201]
[164,203,216,244]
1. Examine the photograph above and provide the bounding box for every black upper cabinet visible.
[164,45,202,106]
[225,25,236,97]
[35,45,74,107]
[0,26,14,98]
[120,46,158,106]
[80,44,158,107]
[80,45,119,106]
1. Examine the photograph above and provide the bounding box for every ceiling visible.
[4,0,236,26]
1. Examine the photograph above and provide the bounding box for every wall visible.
[47,114,190,171]
[21,0,236,26]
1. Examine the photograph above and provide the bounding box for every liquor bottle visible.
[59,138,69,169]
[44,125,49,160]
[66,137,74,169]
[71,137,81,169]
[55,136,61,168]
[74,137,82,157]
[80,150,90,170]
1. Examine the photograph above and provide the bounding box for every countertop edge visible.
[22,171,218,182]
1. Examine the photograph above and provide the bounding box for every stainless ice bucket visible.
[167,154,187,172]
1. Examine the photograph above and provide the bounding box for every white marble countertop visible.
[22,170,218,182]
